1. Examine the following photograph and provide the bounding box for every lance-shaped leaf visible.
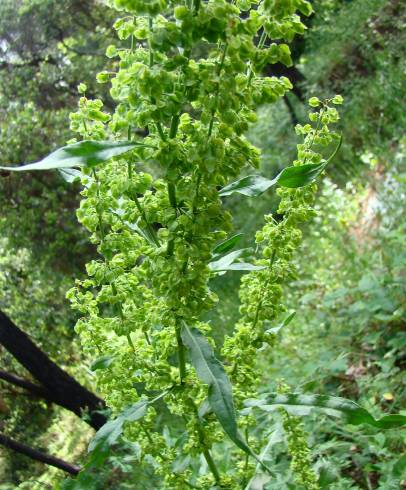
[246,393,406,429]
[59,168,83,183]
[90,354,115,372]
[219,136,342,197]
[212,233,243,256]
[181,324,273,474]
[219,175,277,197]
[88,400,148,466]
[0,140,138,172]
[87,389,168,468]
[209,248,265,273]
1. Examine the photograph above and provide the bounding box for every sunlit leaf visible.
[181,324,273,474]
[90,355,115,372]
[0,140,138,171]
[212,233,243,256]
[246,393,406,429]
[219,136,342,197]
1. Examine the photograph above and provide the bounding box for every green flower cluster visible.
[222,97,342,401]
[64,0,342,487]
[278,383,320,490]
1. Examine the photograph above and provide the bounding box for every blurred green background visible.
[0,0,404,488]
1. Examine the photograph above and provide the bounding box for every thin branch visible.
[0,370,52,400]
[0,433,81,476]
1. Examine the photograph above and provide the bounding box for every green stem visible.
[156,122,167,141]
[207,43,228,138]
[127,334,136,352]
[148,17,154,67]
[133,195,160,246]
[167,182,177,208]
[203,448,221,483]
[175,323,186,384]
[169,114,180,139]
[128,162,160,246]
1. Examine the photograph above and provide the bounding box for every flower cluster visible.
[65,0,342,487]
[222,97,342,403]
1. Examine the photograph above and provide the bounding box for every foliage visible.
[1,1,405,489]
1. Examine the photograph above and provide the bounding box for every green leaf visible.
[212,233,243,255]
[90,355,115,372]
[87,388,169,468]
[88,400,148,458]
[181,325,245,446]
[276,162,327,188]
[181,324,273,474]
[218,263,265,271]
[219,175,276,197]
[59,168,83,183]
[0,140,138,172]
[393,453,406,477]
[246,393,406,429]
[209,248,265,274]
[219,136,342,197]
[265,311,296,335]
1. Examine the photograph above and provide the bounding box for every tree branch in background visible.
[0,310,107,430]
[0,433,81,476]
[0,370,53,401]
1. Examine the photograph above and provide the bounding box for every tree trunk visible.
[0,310,107,430]
[0,433,81,475]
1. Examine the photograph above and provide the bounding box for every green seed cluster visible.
[64,0,342,487]
[278,383,320,490]
[222,98,342,401]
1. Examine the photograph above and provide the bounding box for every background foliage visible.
[0,0,404,488]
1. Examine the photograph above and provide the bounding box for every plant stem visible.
[128,162,160,246]
[175,323,186,384]
[169,114,180,139]
[207,43,228,138]
[203,448,221,483]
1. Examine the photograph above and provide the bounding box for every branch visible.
[0,370,53,401]
[0,310,107,430]
[0,56,57,71]
[0,433,81,476]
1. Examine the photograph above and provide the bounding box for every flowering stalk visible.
[66,1,342,487]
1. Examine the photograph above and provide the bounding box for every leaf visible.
[265,311,296,335]
[219,175,277,197]
[59,168,83,183]
[0,140,138,172]
[88,400,148,457]
[393,453,406,477]
[181,324,273,474]
[87,389,169,468]
[90,354,115,372]
[246,393,406,429]
[87,395,159,467]
[217,262,265,271]
[212,233,243,255]
[181,325,245,445]
[276,162,327,188]
[219,136,343,197]
[209,248,265,274]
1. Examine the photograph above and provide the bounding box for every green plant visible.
[3,1,405,488]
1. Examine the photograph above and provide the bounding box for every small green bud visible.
[174,5,188,19]
[332,94,343,105]
[96,71,111,84]
[78,83,87,94]
[308,97,320,107]
[106,45,117,58]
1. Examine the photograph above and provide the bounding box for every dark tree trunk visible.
[0,433,81,475]
[0,310,107,430]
